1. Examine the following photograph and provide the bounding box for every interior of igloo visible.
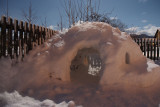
[70,47,102,85]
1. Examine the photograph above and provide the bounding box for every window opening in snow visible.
[70,48,102,85]
[125,52,130,64]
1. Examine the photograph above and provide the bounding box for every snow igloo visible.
[45,22,160,87]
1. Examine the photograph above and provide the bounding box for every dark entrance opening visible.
[70,48,102,85]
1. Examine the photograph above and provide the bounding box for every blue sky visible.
[0,0,160,36]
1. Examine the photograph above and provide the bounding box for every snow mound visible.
[0,91,82,107]
[147,60,159,72]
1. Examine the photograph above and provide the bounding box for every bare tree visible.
[1,0,9,18]
[22,1,37,23]
[58,9,63,31]
[6,0,8,19]
[61,0,72,27]
[60,0,127,31]
[41,17,47,27]
[77,0,83,23]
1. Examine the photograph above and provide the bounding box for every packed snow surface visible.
[54,40,65,48]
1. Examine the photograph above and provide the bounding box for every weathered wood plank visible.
[144,38,146,56]
[24,22,28,56]
[29,23,32,51]
[150,39,153,59]
[147,39,149,58]
[8,17,13,58]
[32,24,36,48]
[20,21,24,59]
[1,16,7,57]
[14,19,18,58]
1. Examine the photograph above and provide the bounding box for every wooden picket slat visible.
[32,24,36,49]
[36,25,39,45]
[133,37,159,61]
[20,21,24,59]
[150,39,153,59]
[39,26,42,45]
[8,17,13,58]
[14,19,18,58]
[29,23,32,50]
[0,20,1,57]
[157,38,159,60]
[154,39,156,60]
[1,16,7,57]
[144,38,146,56]
[24,22,28,55]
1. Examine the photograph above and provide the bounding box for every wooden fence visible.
[0,16,55,60]
[133,38,159,60]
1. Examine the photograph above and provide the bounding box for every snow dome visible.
[39,21,159,87]
[0,21,160,91]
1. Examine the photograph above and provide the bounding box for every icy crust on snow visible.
[112,28,128,40]
[147,60,159,72]
[54,40,65,48]
[0,91,82,107]
[74,21,111,33]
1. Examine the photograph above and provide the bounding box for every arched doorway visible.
[70,48,102,85]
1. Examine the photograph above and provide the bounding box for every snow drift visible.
[0,91,81,107]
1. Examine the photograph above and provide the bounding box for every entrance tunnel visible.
[70,48,102,85]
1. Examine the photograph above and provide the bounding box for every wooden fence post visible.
[157,38,159,60]
[20,21,24,59]
[150,39,153,59]
[137,38,140,45]
[43,27,45,43]
[8,17,13,59]
[41,27,44,44]
[29,23,32,51]
[36,25,39,45]
[39,26,42,45]
[24,22,28,56]
[14,19,18,58]
[1,16,7,57]
[140,38,143,51]
[154,39,156,60]
[147,39,149,58]
[32,24,35,48]
[134,38,136,43]
[48,29,51,38]
[144,38,146,56]
[0,20,1,58]
[45,28,48,39]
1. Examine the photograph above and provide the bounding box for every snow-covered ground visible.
[0,91,82,107]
